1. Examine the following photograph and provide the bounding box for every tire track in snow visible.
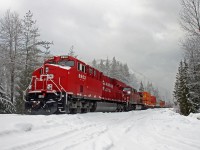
[4,124,93,150]
[4,115,109,150]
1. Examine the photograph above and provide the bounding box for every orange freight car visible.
[160,100,165,108]
[140,92,151,106]
[150,96,156,107]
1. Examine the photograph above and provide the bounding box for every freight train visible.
[24,56,165,114]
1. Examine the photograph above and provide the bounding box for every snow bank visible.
[189,113,200,120]
[0,109,200,150]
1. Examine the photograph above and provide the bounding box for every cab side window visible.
[77,62,86,73]
[78,63,81,71]
[94,70,96,76]
[82,65,85,73]
[89,68,93,74]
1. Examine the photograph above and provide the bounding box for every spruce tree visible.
[15,11,52,113]
[15,68,33,114]
[110,57,120,79]
[98,59,105,73]
[174,60,192,116]
[105,57,110,76]
[187,59,200,113]
[68,45,77,58]
[92,59,97,69]
[139,81,144,92]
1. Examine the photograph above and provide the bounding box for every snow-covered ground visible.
[0,109,200,150]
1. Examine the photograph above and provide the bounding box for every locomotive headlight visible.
[127,91,131,94]
[47,84,52,90]
[45,67,49,73]
[47,74,54,80]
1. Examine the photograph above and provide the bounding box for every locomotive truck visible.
[24,55,162,114]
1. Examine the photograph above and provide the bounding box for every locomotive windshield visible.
[47,61,56,64]
[58,60,75,67]
[123,87,131,91]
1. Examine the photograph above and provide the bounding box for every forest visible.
[0,10,160,114]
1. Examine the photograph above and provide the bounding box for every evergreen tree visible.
[68,45,77,58]
[92,59,97,69]
[93,57,138,88]
[118,63,125,83]
[15,68,33,114]
[139,81,144,92]
[98,59,106,73]
[183,37,200,113]
[105,57,110,76]
[122,63,130,84]
[179,0,200,114]
[187,59,200,113]
[110,57,120,79]
[15,11,52,113]
[174,60,192,116]
[146,82,154,94]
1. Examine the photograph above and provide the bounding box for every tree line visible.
[174,0,200,115]
[0,10,163,114]
[91,57,161,101]
[92,57,138,88]
[0,10,52,113]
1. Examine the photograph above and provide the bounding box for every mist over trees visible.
[139,81,161,101]
[174,0,200,115]
[92,57,138,88]
[92,57,162,101]
[0,10,52,113]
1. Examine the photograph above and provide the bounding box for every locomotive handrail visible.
[23,76,36,102]
[48,78,63,101]
[24,74,65,103]
[58,78,67,93]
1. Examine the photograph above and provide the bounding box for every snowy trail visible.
[0,109,200,150]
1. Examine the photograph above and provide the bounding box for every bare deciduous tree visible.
[0,10,23,103]
[180,0,200,36]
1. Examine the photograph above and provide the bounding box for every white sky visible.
[0,0,184,100]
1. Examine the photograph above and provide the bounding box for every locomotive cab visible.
[25,56,76,114]
[25,55,102,114]
[123,87,143,110]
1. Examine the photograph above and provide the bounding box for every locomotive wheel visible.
[90,102,97,112]
[116,104,123,112]
[82,106,90,113]
[77,106,81,113]
[81,108,87,113]
[70,108,77,114]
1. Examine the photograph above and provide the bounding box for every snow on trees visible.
[0,10,23,103]
[177,0,200,114]
[91,57,138,88]
[68,45,78,58]
[180,0,200,36]
[15,10,52,113]
[183,38,200,113]
[0,10,52,113]
[174,60,193,115]
[0,84,15,113]
[139,81,144,92]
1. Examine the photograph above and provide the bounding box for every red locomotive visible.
[24,56,163,114]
